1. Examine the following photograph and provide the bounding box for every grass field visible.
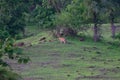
[8,24,120,80]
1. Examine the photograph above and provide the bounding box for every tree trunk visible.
[110,9,116,38]
[111,23,116,38]
[93,24,98,42]
[93,12,99,42]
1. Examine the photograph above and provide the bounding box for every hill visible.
[9,24,120,80]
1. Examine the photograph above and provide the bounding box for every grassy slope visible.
[12,24,120,80]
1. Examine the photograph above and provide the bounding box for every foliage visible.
[0,31,30,80]
[54,0,103,41]
[54,0,90,36]
[0,66,23,80]
[54,11,71,27]
[55,0,85,28]
[26,0,73,30]
[0,37,30,65]
[30,4,55,29]
[0,0,30,37]
[115,33,120,40]
[103,0,120,38]
[1,0,120,39]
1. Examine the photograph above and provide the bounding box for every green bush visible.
[77,32,86,38]
[0,31,30,79]
[30,5,55,29]
[0,30,10,41]
[0,66,23,80]
[115,33,120,40]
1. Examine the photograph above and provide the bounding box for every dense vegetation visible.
[1,0,120,39]
[0,0,120,80]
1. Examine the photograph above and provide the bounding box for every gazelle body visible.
[58,37,66,44]
[56,33,66,44]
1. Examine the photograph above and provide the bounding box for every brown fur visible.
[58,37,66,44]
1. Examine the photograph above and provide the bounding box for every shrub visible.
[0,66,23,80]
[115,33,120,40]
[0,31,30,80]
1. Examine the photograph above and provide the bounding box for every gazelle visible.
[57,33,66,44]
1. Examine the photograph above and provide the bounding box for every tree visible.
[0,0,31,37]
[105,0,120,38]
[29,3,55,29]
[27,0,73,29]
[55,0,86,31]
[82,0,107,42]
[55,0,105,41]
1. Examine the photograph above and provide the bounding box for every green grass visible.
[11,24,120,80]
[16,40,120,80]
